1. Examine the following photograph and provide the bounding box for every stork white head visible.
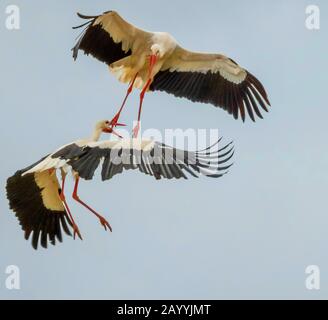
[95,120,112,133]
[151,44,164,58]
[92,120,123,141]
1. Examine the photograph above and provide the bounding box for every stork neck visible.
[91,128,102,141]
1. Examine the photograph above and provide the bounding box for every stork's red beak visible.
[111,129,123,138]
[103,123,126,132]
[103,125,124,138]
[147,54,158,78]
[150,54,158,66]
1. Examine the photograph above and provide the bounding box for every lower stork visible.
[6,121,234,250]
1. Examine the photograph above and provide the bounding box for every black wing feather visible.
[6,171,72,250]
[53,140,233,182]
[150,70,270,122]
[72,12,131,65]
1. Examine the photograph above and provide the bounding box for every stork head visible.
[150,44,164,58]
[94,120,112,133]
[92,120,123,140]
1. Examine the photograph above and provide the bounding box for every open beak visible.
[108,121,127,128]
[103,125,124,139]
[110,129,123,139]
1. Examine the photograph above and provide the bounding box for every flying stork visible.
[73,11,270,137]
[6,120,234,250]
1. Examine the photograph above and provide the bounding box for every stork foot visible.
[110,113,126,128]
[99,217,112,232]
[73,224,83,240]
[110,113,120,127]
[132,122,140,138]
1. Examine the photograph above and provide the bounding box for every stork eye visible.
[105,121,110,125]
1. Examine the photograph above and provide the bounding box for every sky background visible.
[0,0,327,299]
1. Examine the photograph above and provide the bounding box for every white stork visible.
[6,120,233,250]
[72,11,270,137]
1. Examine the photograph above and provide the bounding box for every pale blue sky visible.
[0,0,327,299]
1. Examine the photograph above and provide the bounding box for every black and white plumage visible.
[6,159,72,250]
[42,138,234,181]
[6,121,233,250]
[72,11,270,122]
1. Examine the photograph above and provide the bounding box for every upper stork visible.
[6,121,233,249]
[73,11,270,137]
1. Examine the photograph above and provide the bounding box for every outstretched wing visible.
[72,11,151,65]
[49,139,234,181]
[6,159,72,250]
[6,139,232,249]
[150,46,270,122]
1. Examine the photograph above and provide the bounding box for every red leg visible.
[132,78,152,138]
[72,177,112,232]
[132,55,157,138]
[110,73,138,127]
[59,172,83,240]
